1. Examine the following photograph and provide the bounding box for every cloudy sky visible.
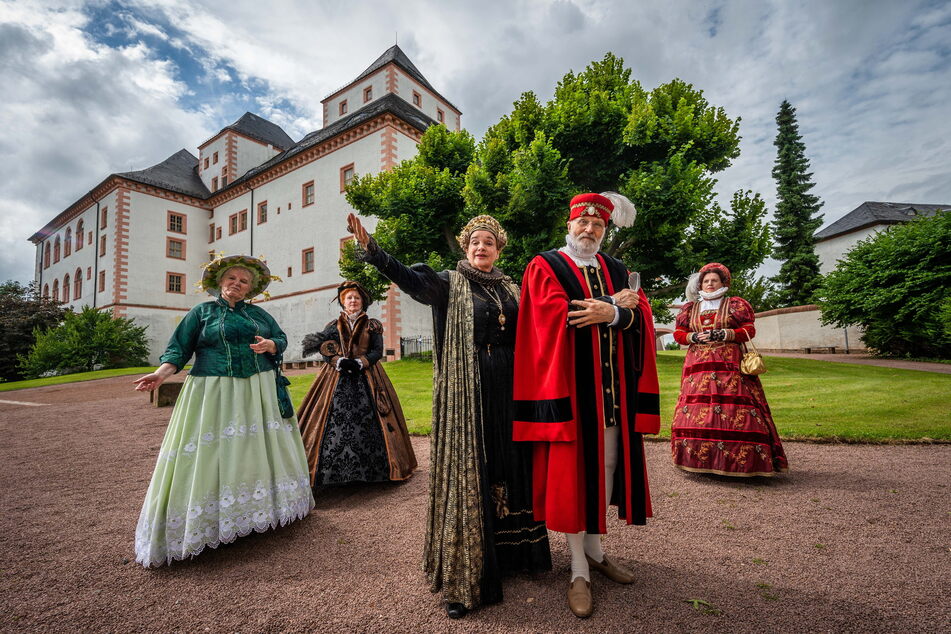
[1,0,949,284]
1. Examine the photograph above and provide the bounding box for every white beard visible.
[565,232,603,258]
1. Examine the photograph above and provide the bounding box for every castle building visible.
[29,45,460,362]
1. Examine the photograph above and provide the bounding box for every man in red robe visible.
[513,192,660,618]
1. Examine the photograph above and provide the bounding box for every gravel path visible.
[1,376,948,633]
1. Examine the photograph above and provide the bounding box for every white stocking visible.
[585,426,620,563]
[566,532,589,581]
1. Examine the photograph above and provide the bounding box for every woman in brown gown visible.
[297,281,416,486]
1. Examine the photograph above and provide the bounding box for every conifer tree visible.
[770,100,824,306]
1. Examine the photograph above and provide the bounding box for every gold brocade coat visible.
[297,312,417,484]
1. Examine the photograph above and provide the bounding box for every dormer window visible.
[364,86,373,103]
[339,100,348,116]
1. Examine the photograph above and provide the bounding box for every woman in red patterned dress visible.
[670,263,788,477]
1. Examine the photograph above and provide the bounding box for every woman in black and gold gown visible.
[347,212,551,619]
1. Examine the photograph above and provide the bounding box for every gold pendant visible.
[498,313,506,326]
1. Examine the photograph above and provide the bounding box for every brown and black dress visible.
[297,312,416,485]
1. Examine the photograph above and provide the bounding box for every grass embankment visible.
[0,367,155,392]
[290,352,951,442]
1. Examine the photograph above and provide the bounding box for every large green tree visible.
[818,211,951,358]
[343,53,772,304]
[0,281,69,382]
[770,99,824,306]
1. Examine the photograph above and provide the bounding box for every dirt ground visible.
[1,376,949,633]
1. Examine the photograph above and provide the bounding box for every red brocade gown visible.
[671,296,788,477]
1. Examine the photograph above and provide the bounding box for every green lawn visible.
[291,352,950,442]
[0,367,155,392]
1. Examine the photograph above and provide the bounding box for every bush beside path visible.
[0,376,948,632]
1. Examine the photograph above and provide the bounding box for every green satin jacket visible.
[159,297,287,378]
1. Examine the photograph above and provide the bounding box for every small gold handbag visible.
[740,338,767,375]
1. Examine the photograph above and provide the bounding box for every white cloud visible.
[0,1,213,283]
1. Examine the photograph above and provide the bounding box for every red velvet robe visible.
[513,250,660,534]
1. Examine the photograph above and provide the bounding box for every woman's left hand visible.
[250,336,277,355]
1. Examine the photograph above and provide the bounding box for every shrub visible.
[818,211,951,358]
[18,307,149,378]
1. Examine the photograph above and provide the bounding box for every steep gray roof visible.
[227,112,295,150]
[116,149,210,199]
[815,201,950,241]
[224,92,435,192]
[333,44,459,113]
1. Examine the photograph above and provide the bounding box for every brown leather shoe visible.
[567,576,593,618]
[586,553,635,584]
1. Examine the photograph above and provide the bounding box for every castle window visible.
[99,236,106,257]
[203,157,209,169]
[239,210,248,231]
[166,237,185,260]
[302,181,315,207]
[43,283,49,298]
[340,164,355,192]
[166,272,184,294]
[437,109,444,123]
[229,213,238,235]
[76,220,84,250]
[74,268,83,299]
[52,279,59,302]
[216,227,222,240]
[168,211,186,234]
[64,228,72,257]
[208,223,215,243]
[62,274,70,303]
[100,207,108,229]
[213,152,218,164]
[257,201,268,224]
[211,177,219,192]
[412,91,421,107]
[364,86,373,103]
[53,236,61,263]
[44,243,51,268]
[339,100,348,116]
[302,248,315,274]
[98,270,106,292]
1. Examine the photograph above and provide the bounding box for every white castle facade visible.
[29,46,459,363]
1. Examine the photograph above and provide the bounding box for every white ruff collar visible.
[699,287,728,300]
[559,238,600,268]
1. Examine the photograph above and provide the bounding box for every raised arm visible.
[347,212,448,308]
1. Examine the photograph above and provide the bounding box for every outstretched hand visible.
[133,373,164,392]
[347,213,371,248]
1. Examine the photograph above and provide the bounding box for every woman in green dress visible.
[132,255,314,567]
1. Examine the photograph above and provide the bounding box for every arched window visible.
[62,274,70,302]
[74,268,83,299]
[43,283,49,298]
[76,220,84,250]
[44,243,51,268]
[52,279,59,302]
[54,236,61,263]
[64,228,72,257]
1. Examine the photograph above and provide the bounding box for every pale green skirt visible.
[135,370,315,567]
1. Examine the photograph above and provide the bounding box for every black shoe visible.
[446,603,468,619]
